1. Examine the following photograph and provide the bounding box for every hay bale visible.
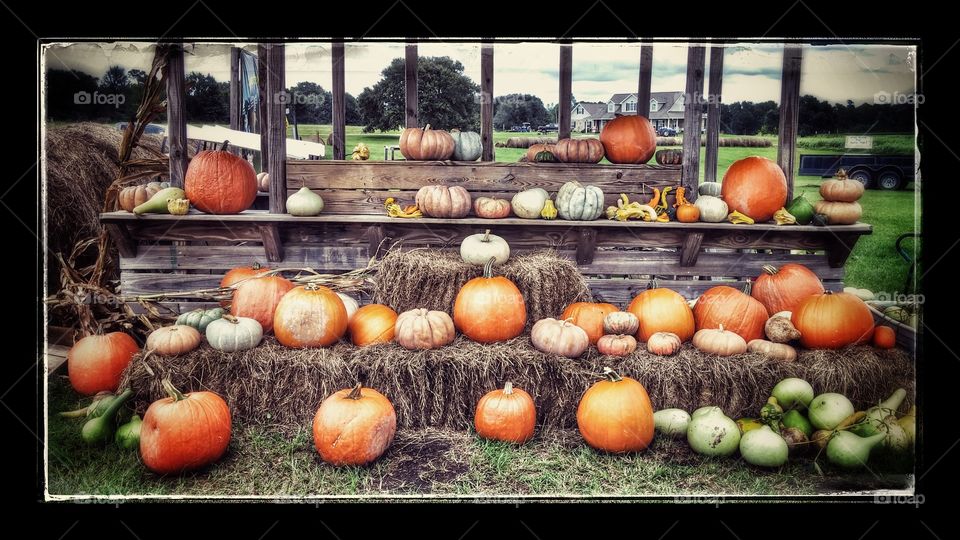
[503,137,557,148]
[373,249,590,326]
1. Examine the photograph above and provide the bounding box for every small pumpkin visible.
[813,200,863,225]
[530,318,590,358]
[450,129,482,161]
[654,149,683,165]
[533,150,559,163]
[695,195,729,223]
[394,308,456,350]
[597,334,637,357]
[474,381,536,444]
[415,185,472,218]
[460,229,510,266]
[646,332,682,356]
[694,285,769,343]
[176,307,225,332]
[600,115,657,164]
[118,183,163,212]
[230,274,295,333]
[167,198,190,215]
[577,367,655,453]
[561,302,619,345]
[337,293,360,323]
[747,339,797,361]
[556,181,604,221]
[205,315,263,352]
[721,156,788,223]
[313,384,397,466]
[676,204,700,223]
[820,169,864,202]
[184,143,259,214]
[698,182,723,198]
[273,284,349,348]
[873,326,896,349]
[540,199,558,220]
[627,287,696,342]
[286,186,325,216]
[67,332,140,395]
[752,264,825,316]
[552,138,605,164]
[692,325,748,356]
[603,311,639,336]
[764,312,801,343]
[257,172,270,192]
[349,304,398,347]
[511,187,549,219]
[454,257,527,343]
[146,325,202,356]
[399,124,455,161]
[525,143,556,162]
[473,197,512,219]
[791,292,875,349]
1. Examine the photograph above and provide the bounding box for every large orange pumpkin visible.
[313,384,397,466]
[751,263,825,316]
[720,156,788,222]
[474,381,536,444]
[184,145,259,214]
[273,284,348,348]
[577,367,655,453]
[398,124,455,160]
[561,302,619,345]
[67,332,140,395]
[349,304,399,347]
[694,285,768,343]
[140,380,231,474]
[219,263,270,307]
[627,287,695,342]
[792,292,875,349]
[230,274,294,333]
[600,115,657,164]
[552,138,605,164]
[453,258,527,343]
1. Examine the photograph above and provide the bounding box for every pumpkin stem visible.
[424,124,432,131]
[219,139,230,152]
[161,379,187,402]
[482,229,491,243]
[252,261,262,270]
[347,383,363,400]
[304,282,321,291]
[647,278,659,290]
[222,314,240,324]
[761,264,779,275]
[718,324,725,332]
[503,381,514,395]
[483,257,496,278]
[601,367,623,382]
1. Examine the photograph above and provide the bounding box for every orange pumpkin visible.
[230,274,294,333]
[398,124,455,160]
[792,292,875,349]
[313,384,397,466]
[273,284,348,348]
[627,287,695,342]
[67,332,140,395]
[694,286,768,343]
[599,115,657,164]
[552,138,605,164]
[820,169,864,202]
[676,204,700,223]
[349,304,399,347]
[721,156,788,222]
[453,258,527,343]
[577,367,655,453]
[525,143,556,162]
[751,263,825,316]
[474,381,536,444]
[560,302,619,345]
[219,263,270,307]
[184,145,259,214]
[597,334,637,357]
[873,326,896,349]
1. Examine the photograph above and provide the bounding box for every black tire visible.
[877,169,904,190]
[848,168,874,189]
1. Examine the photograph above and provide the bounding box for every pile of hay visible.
[373,249,590,326]
[501,137,557,148]
[122,337,914,431]
[655,136,773,148]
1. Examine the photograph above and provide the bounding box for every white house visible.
[571,91,707,133]
[571,101,608,133]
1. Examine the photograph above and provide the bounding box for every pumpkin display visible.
[450,129,482,161]
[273,284,348,348]
[627,287,696,342]
[597,334,637,357]
[146,325,202,356]
[792,292,875,349]
[600,115,657,164]
[561,302,619,344]
[646,332,682,356]
[313,384,397,466]
[257,172,270,192]
[460,229,510,266]
[873,326,896,349]
[474,382,536,444]
[695,195,728,223]
[118,181,169,212]
[813,200,862,225]
[820,169,864,202]
[184,144,259,214]
[205,315,263,352]
[655,149,683,165]
[530,318,589,358]
[693,285,769,343]
[349,304,398,347]
[603,311,639,336]
[692,325,748,356]
[230,274,294,333]
[720,156,788,222]
[140,380,231,474]
[747,339,797,362]
[398,124,455,161]
[454,258,527,343]
[552,138,605,164]
[67,332,140,395]
[220,263,270,307]
[511,188,549,219]
[576,367,655,453]
[415,185,472,218]
[337,293,360,323]
[176,307,225,332]
[751,263,825,316]
[473,197,512,219]
[394,308,456,350]
[556,181,604,221]
[525,143,556,162]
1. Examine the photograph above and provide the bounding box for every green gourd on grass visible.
[133,187,186,215]
[81,388,132,444]
[115,414,142,449]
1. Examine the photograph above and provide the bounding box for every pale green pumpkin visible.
[205,315,263,352]
[450,129,482,161]
[175,307,225,332]
[555,181,604,221]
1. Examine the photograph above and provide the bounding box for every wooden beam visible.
[558,45,572,140]
[576,228,597,265]
[679,232,704,267]
[257,224,283,262]
[778,45,803,202]
[480,44,494,161]
[229,47,241,132]
[332,42,346,160]
[637,44,653,120]
[405,44,418,128]
[367,224,385,259]
[826,233,859,268]
[257,44,269,168]
[263,43,287,213]
[104,223,136,258]
[681,45,706,200]
[704,45,724,184]
[165,45,187,188]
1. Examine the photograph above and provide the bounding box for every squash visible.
[792,292,875,349]
[646,331,682,356]
[540,199,558,220]
[454,257,527,343]
[820,169,864,202]
[695,195,728,223]
[813,200,862,225]
[167,198,190,215]
[721,156,788,222]
[176,307,225,332]
[556,181,604,221]
[530,317,589,358]
[460,229,510,266]
[416,185,472,218]
[184,143,259,214]
[511,188,549,219]
[273,284,348,348]
[257,172,270,192]
[349,304,398,347]
[118,182,167,212]
[747,339,797,361]
[694,285,768,343]
[286,186,324,216]
[552,138,605,164]
[146,325,201,356]
[764,312,801,343]
[603,311,639,336]
[525,143,556,163]
[577,367,655,453]
[473,197,512,219]
[351,143,370,160]
[600,115,657,164]
[67,332,139,395]
[474,382,536,444]
[205,315,263,352]
[450,129,482,161]
[692,325,747,356]
[786,192,816,224]
[627,287,696,342]
[399,124,455,161]
[561,302,619,345]
[230,274,294,333]
[597,334,637,357]
[313,384,396,466]
[533,150,559,163]
[676,204,700,223]
[655,149,683,165]
[698,182,723,198]
[394,308,456,350]
[751,263,825,316]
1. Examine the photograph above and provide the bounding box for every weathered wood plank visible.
[682,45,706,198]
[405,44,418,128]
[120,245,370,271]
[264,43,287,212]
[332,42,346,161]
[258,224,283,262]
[257,44,269,167]
[558,45,572,140]
[680,232,704,267]
[480,44,494,161]
[105,223,136,258]
[704,45,724,184]
[46,344,71,374]
[166,45,187,188]
[367,224,385,260]
[121,273,223,294]
[778,45,803,202]
[127,222,263,243]
[576,228,597,265]
[637,44,653,120]
[229,47,241,132]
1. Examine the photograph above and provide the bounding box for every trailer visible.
[798,153,914,190]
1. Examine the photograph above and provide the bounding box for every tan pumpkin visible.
[415,185,472,218]
[473,197,512,219]
[764,312,801,343]
[399,124,455,161]
[819,169,864,202]
[525,143,556,163]
[552,138,605,164]
[603,311,639,336]
[394,308,456,350]
[118,182,166,212]
[597,334,637,357]
[747,339,797,362]
[813,200,862,225]
[146,325,202,356]
[646,332,682,356]
[692,325,747,356]
[530,318,590,358]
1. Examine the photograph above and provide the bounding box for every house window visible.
[650,99,658,112]
[625,101,636,112]
[576,106,584,114]
[608,102,614,113]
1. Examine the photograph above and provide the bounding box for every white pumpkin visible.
[336,292,360,323]
[695,195,728,223]
[257,172,270,192]
[555,181,604,221]
[698,182,722,197]
[205,315,263,352]
[511,188,549,219]
[450,129,482,161]
[286,186,324,216]
[460,229,510,266]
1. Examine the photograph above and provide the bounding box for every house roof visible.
[573,101,608,118]
[608,93,634,104]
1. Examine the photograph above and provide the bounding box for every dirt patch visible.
[379,429,471,492]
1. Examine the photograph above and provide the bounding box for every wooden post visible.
[704,45,724,184]
[263,43,287,213]
[257,44,269,168]
[637,44,653,120]
[778,45,803,202]
[405,44,418,128]
[682,45,706,199]
[558,45,572,140]
[165,45,187,188]
[332,42,346,160]
[480,44,494,161]
[229,47,241,132]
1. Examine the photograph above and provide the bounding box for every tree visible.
[286,81,329,124]
[358,57,479,132]
[492,93,551,130]
[185,72,229,123]
[45,69,99,121]
[127,69,148,85]
[344,93,361,125]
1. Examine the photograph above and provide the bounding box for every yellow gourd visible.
[540,199,558,220]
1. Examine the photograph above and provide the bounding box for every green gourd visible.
[785,192,815,225]
[826,431,885,469]
[81,389,132,444]
[133,187,187,215]
[176,307,225,332]
[115,414,142,450]
[533,150,559,163]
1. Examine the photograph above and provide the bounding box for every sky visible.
[44,41,916,106]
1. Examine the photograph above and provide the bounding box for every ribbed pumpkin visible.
[398,124,455,161]
[394,308,456,350]
[205,315,263,352]
[349,304,398,347]
[820,170,864,202]
[561,302,619,345]
[184,144,258,214]
[474,382,536,444]
[230,275,294,333]
[450,129,482,161]
[175,307,225,332]
[813,200,863,225]
[556,181,605,221]
[720,156,788,222]
[453,258,527,343]
[313,384,396,466]
[146,325,202,356]
[693,286,768,343]
[597,334,637,357]
[273,284,348,348]
[67,332,140,395]
[552,138,605,164]
[118,181,168,212]
[415,185,472,218]
[692,325,748,356]
[600,115,657,164]
[627,287,696,342]
[219,263,270,307]
[751,264,825,316]
[655,149,683,165]
[525,143,556,162]
[603,311,639,336]
[577,367,655,453]
[791,292,875,349]
[530,318,590,358]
